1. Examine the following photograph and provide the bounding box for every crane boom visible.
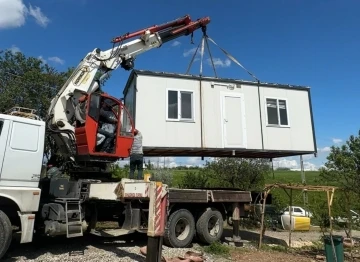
[45,15,210,170]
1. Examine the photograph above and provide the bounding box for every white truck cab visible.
[0,113,44,257]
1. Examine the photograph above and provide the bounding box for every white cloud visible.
[28,4,50,28]
[302,154,315,160]
[318,146,331,153]
[147,157,178,169]
[8,44,21,53]
[332,138,342,144]
[0,0,49,30]
[171,41,181,47]
[0,0,27,29]
[183,47,231,69]
[186,157,200,164]
[303,161,318,171]
[273,157,320,171]
[38,55,46,64]
[183,47,198,57]
[48,56,65,65]
[273,158,298,169]
[207,57,231,68]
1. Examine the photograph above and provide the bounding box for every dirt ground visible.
[230,249,314,262]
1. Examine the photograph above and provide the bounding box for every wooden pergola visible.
[258,183,338,258]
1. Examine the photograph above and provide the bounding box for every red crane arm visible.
[111,15,210,44]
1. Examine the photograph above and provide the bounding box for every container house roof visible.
[123,69,310,96]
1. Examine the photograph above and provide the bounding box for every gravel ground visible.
[245,228,360,246]
[3,233,228,262]
[5,228,359,261]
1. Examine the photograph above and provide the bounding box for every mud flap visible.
[18,212,35,243]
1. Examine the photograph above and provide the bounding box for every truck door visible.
[0,119,9,176]
[1,120,44,187]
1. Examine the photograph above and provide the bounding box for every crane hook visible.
[201,26,207,37]
[190,32,194,44]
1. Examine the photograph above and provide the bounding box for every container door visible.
[221,93,246,148]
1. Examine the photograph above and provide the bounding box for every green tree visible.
[319,130,360,193]
[0,50,111,118]
[0,50,112,161]
[203,158,271,191]
[110,164,129,180]
[318,130,360,234]
[177,158,271,190]
[151,169,174,187]
[0,50,74,118]
[178,171,208,189]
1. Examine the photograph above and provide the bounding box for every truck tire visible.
[196,208,224,245]
[164,209,195,248]
[0,210,12,260]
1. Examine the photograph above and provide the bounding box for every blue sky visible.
[1,0,359,170]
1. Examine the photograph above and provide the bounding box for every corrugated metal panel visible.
[210,190,252,203]
[169,189,208,203]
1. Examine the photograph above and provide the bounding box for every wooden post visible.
[327,189,337,262]
[258,190,269,249]
[232,203,241,245]
[289,189,293,248]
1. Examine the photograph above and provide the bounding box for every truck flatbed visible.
[88,182,252,204]
[168,188,251,203]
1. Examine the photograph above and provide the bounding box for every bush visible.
[177,171,208,189]
[151,169,174,187]
[111,164,129,180]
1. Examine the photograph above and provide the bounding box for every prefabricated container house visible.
[123,70,317,159]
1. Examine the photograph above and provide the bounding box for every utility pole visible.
[300,155,308,207]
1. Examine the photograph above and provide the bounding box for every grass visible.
[203,241,231,256]
[265,170,322,185]
[146,169,323,186]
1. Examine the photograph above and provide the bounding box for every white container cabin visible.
[122,70,317,159]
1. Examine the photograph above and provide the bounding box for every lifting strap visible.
[185,34,218,77]
[206,36,260,82]
[185,31,260,83]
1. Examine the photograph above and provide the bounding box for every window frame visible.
[166,88,195,122]
[264,96,290,128]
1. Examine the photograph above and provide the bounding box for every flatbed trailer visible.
[87,182,251,248]
[0,175,250,260]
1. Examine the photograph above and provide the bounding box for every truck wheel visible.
[196,208,224,245]
[0,210,12,260]
[164,209,195,248]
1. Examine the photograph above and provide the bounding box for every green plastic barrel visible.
[323,235,344,262]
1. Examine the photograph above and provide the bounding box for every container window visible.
[279,100,288,126]
[168,90,178,119]
[167,90,194,121]
[266,98,289,127]
[180,92,193,120]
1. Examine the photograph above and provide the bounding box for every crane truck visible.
[0,15,251,260]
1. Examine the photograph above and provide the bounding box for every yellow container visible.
[293,216,311,231]
[144,173,152,182]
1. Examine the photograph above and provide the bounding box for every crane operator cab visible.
[74,93,134,162]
